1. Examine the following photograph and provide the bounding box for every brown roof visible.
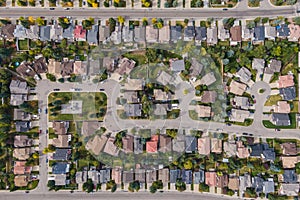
[47,59,61,75]
[198,137,211,155]
[228,177,239,191]
[112,167,122,184]
[61,61,74,77]
[281,156,299,168]
[123,171,134,183]
[236,141,250,158]
[159,135,172,153]
[281,143,297,155]
[205,172,217,187]
[14,161,32,175]
[52,135,69,148]
[116,58,135,75]
[32,57,47,74]
[146,170,157,184]
[14,135,32,148]
[216,174,228,188]
[13,148,31,160]
[230,26,242,42]
[85,134,108,155]
[14,175,28,187]
[278,75,294,88]
[0,24,16,39]
[211,138,222,153]
[158,168,169,183]
[200,91,217,103]
[52,121,68,135]
[16,63,36,77]
[122,135,134,153]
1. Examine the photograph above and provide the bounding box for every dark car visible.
[45,108,48,114]
[226,123,232,126]
[50,7,55,10]
[223,8,228,11]
[53,88,60,91]
[100,89,105,91]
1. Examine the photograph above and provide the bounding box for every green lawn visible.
[248,0,259,7]
[48,92,107,121]
[263,113,297,129]
[18,39,29,51]
[123,51,147,66]
[264,95,282,106]
[129,63,169,80]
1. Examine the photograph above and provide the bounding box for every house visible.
[87,24,98,45]
[273,101,291,113]
[88,169,99,184]
[265,25,277,40]
[205,172,217,187]
[281,156,300,168]
[124,104,142,117]
[112,167,122,184]
[123,171,134,183]
[170,169,181,183]
[14,135,32,147]
[232,96,250,110]
[134,136,143,154]
[103,137,119,156]
[153,89,168,101]
[280,86,296,101]
[229,80,247,95]
[13,161,32,175]
[228,177,239,191]
[193,170,205,184]
[122,135,134,153]
[218,23,230,41]
[47,59,61,76]
[252,58,265,80]
[39,26,51,41]
[55,174,67,186]
[13,24,27,39]
[189,58,203,78]
[52,162,70,174]
[158,25,170,43]
[81,121,101,137]
[224,141,236,157]
[277,24,290,38]
[84,132,106,155]
[211,138,222,154]
[152,103,167,115]
[61,60,74,77]
[52,135,70,148]
[146,25,158,43]
[266,59,281,74]
[10,94,28,106]
[156,71,174,85]
[32,57,47,74]
[158,168,169,183]
[230,26,242,45]
[116,58,136,75]
[184,26,195,41]
[254,26,265,42]
[199,72,216,86]
[122,26,133,43]
[271,113,291,126]
[76,171,88,184]
[229,109,251,123]
[134,26,146,43]
[181,170,192,184]
[263,179,275,194]
[195,27,207,43]
[200,91,217,103]
[14,175,28,187]
[50,24,63,41]
[14,109,31,121]
[124,79,143,91]
[216,174,229,188]
[62,25,74,40]
[13,148,31,160]
[172,134,185,152]
[236,67,252,83]
[26,25,39,40]
[169,59,185,72]
[52,148,72,160]
[278,74,294,88]
[282,170,298,183]
[281,143,297,156]
[0,24,16,40]
[159,135,172,153]
[279,183,300,196]
[198,137,211,155]
[242,26,253,41]
[73,60,86,75]
[16,63,36,78]
[10,80,29,94]
[239,174,252,193]
[99,169,111,184]
[236,141,250,158]
[146,170,157,184]
[194,105,211,118]
[170,26,182,42]
[185,136,197,153]
[250,143,275,161]
[146,135,159,153]
[102,57,117,72]
[15,121,31,132]
[288,23,300,42]
[99,26,110,42]
[53,121,69,135]
[252,176,264,193]
[108,26,122,44]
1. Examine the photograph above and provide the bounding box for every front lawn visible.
[18,39,29,51]
[263,113,297,129]
[48,92,107,121]
[248,0,259,7]
[264,95,282,106]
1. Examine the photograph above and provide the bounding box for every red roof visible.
[146,141,158,153]
[74,25,86,39]
[205,172,217,187]
[278,75,294,88]
[151,135,159,141]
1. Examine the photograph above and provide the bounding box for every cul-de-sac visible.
[1,1,300,200]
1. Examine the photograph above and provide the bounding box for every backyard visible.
[48,92,107,121]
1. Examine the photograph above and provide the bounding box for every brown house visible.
[122,135,134,153]
[281,143,297,156]
[159,135,172,153]
[216,174,228,188]
[230,26,242,42]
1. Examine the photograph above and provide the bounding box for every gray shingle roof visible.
[40,26,51,41]
[254,26,265,41]
[52,162,70,174]
[87,25,99,45]
[279,86,296,101]
[53,148,71,160]
[170,26,182,42]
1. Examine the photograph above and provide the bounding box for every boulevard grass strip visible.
[262,113,297,129]
[48,92,107,121]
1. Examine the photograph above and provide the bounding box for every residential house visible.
[181,170,192,184]
[52,135,70,148]
[62,25,74,40]
[99,26,110,42]
[189,57,203,78]
[32,57,47,74]
[52,148,71,160]
[146,170,157,184]
[169,59,185,72]
[61,60,74,77]
[263,179,275,194]
[87,24,98,45]
[134,136,143,154]
[236,141,250,158]
[193,170,205,184]
[122,26,133,43]
[172,134,185,152]
[228,177,239,191]
[146,25,158,43]
[99,169,111,184]
[123,78,143,90]
[271,113,291,126]
[211,138,222,154]
[156,71,174,85]
[134,26,146,43]
[205,172,217,187]
[281,142,297,156]
[277,24,290,38]
[207,26,218,45]
[10,94,28,106]
[170,26,182,42]
[10,79,29,94]
[195,27,207,44]
[13,147,31,160]
[26,25,39,40]
[123,171,134,183]
[159,135,172,153]
[158,168,169,184]
[184,26,195,41]
[146,135,159,153]
[13,24,27,39]
[282,170,298,183]
[53,121,69,135]
[218,21,230,41]
[52,162,70,174]
[50,24,63,41]
[254,26,265,42]
[109,25,122,44]
[216,174,229,188]
[39,26,51,41]
[153,104,167,116]
[239,174,252,194]
[280,86,296,101]
[88,169,99,184]
[112,167,122,184]
[278,74,294,88]
[265,25,277,40]
[185,136,197,153]
[198,137,210,155]
[55,174,67,186]
[279,183,300,196]
[224,141,236,157]
[103,137,119,156]
[273,101,290,113]
[124,91,139,104]
[199,72,216,86]
[288,23,300,42]
[102,57,117,72]
[122,134,134,153]
[229,80,247,95]
[252,176,264,193]
[0,24,16,40]
[13,109,31,121]
[153,89,169,101]
[194,105,211,118]
[158,25,170,43]
[14,135,32,147]
[229,109,251,123]
[200,91,217,103]
[85,134,108,155]
[76,171,87,184]
[250,143,275,161]
[252,58,265,80]
[47,59,61,76]
[13,161,32,175]
[281,156,300,168]
[236,67,252,83]
[116,57,136,75]
[170,169,181,183]
[230,26,242,45]
[267,59,281,74]
[16,62,36,78]
[232,96,250,110]
[15,121,31,132]
[242,26,253,41]
[14,175,28,187]
[73,60,86,75]
[124,104,142,117]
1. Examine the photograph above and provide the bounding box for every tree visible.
[146,48,157,62]
[175,178,186,192]
[223,18,235,30]
[166,129,177,139]
[117,16,125,25]
[142,18,148,26]
[128,180,140,192]
[46,73,56,82]
[198,183,209,192]
[106,180,117,192]
[83,179,94,193]
[183,159,193,169]
[149,180,163,193]
[47,180,55,190]
[184,19,189,25]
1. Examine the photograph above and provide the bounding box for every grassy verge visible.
[264,95,282,106]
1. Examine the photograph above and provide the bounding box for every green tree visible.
[83,179,94,193]
[175,178,186,192]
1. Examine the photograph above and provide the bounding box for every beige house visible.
[198,137,211,155]
[85,135,108,155]
[281,156,300,168]
[195,105,212,118]
[229,80,247,95]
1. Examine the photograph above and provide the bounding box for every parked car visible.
[64,8,70,10]
[226,123,232,126]
[223,8,228,11]
[45,108,48,114]
[38,108,41,114]
[39,130,42,134]
[53,88,60,91]
[75,88,82,91]
[100,89,105,91]
[49,7,55,10]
